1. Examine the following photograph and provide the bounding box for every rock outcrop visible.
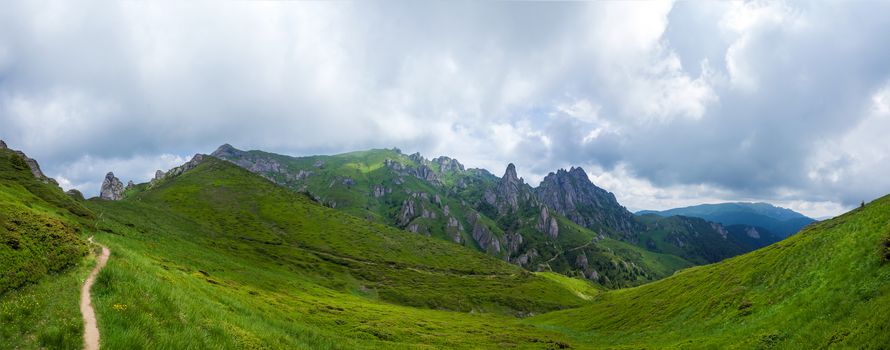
[467,212,501,254]
[165,154,206,178]
[1,140,58,186]
[484,163,535,215]
[432,156,465,173]
[100,172,124,200]
[536,167,640,240]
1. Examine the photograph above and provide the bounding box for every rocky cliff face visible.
[100,172,124,200]
[1,140,59,186]
[536,167,640,240]
[484,164,536,215]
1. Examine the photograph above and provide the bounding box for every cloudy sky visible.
[2,1,890,218]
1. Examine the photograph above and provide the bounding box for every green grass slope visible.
[530,196,890,348]
[0,148,90,294]
[0,147,94,348]
[85,156,600,348]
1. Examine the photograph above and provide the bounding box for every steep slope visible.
[531,196,890,348]
[83,155,606,348]
[639,202,816,238]
[0,142,94,349]
[0,146,91,294]
[212,144,692,287]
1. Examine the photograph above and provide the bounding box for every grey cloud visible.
[0,1,888,212]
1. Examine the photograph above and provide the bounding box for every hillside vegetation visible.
[84,157,599,348]
[0,147,93,349]
[531,196,890,348]
[211,145,747,287]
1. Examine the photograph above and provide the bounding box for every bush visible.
[0,209,88,294]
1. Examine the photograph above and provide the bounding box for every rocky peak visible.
[536,166,639,239]
[0,140,7,149]
[503,163,520,184]
[408,152,426,164]
[568,166,588,178]
[485,163,534,214]
[432,156,465,173]
[165,154,207,178]
[100,172,124,200]
[211,143,241,158]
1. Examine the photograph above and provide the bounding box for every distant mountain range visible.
[636,202,816,238]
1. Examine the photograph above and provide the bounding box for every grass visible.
[4,148,890,349]
[0,252,94,349]
[81,157,600,348]
[528,195,890,348]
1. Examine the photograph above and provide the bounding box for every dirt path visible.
[81,237,110,350]
[543,241,596,265]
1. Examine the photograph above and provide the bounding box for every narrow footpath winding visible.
[81,237,110,350]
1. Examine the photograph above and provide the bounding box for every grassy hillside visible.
[212,146,698,287]
[0,148,91,295]
[530,196,890,348]
[84,156,601,348]
[0,147,94,348]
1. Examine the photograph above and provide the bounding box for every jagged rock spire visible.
[503,163,519,183]
[100,172,124,200]
[536,166,640,240]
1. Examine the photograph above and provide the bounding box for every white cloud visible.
[1,1,889,213]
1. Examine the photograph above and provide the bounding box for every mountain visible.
[4,140,890,348]
[1,147,600,348]
[638,202,816,238]
[535,167,642,241]
[531,195,890,348]
[211,144,693,287]
[635,214,782,264]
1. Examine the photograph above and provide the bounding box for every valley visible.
[1,141,887,349]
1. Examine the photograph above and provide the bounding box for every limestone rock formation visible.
[484,163,536,215]
[536,167,640,240]
[100,172,124,200]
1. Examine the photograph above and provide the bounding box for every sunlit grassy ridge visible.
[529,196,890,348]
[85,157,598,348]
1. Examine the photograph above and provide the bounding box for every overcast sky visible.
[2,1,890,218]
